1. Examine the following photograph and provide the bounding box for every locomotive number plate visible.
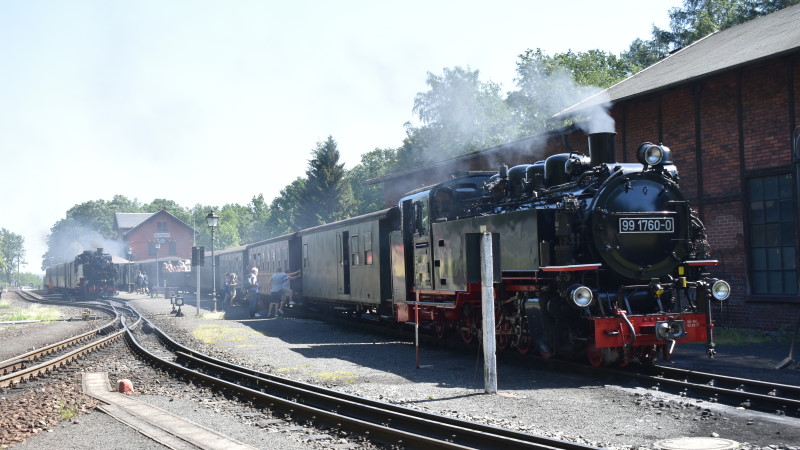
[619,217,674,233]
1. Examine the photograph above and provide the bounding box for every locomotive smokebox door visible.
[466,233,500,284]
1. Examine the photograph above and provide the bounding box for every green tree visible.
[405,66,517,163]
[508,49,610,136]
[0,229,25,285]
[142,199,191,225]
[44,195,144,268]
[348,147,400,214]
[298,137,357,229]
[244,194,272,243]
[266,178,307,235]
[623,0,800,69]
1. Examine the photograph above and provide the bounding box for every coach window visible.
[351,235,359,266]
[270,248,275,271]
[364,231,373,265]
[749,173,797,295]
[303,243,309,268]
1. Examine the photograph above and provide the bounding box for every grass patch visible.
[198,311,226,320]
[0,299,12,309]
[2,304,61,322]
[59,404,78,420]
[191,323,263,345]
[275,364,312,375]
[316,371,356,383]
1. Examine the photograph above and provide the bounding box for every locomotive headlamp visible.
[569,284,594,308]
[710,279,731,301]
[637,143,664,166]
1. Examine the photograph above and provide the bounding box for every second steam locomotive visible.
[45,248,118,299]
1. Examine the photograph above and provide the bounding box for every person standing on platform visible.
[247,267,260,318]
[268,268,300,318]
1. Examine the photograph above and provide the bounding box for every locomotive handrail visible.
[540,263,602,272]
[685,259,719,266]
[600,210,678,216]
[405,300,457,308]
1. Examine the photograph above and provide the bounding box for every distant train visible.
[44,248,118,298]
[136,131,733,366]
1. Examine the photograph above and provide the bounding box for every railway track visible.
[4,293,796,448]
[294,306,800,419]
[0,293,121,387]
[120,301,599,450]
[631,363,800,416]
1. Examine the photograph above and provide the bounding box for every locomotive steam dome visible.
[589,171,689,282]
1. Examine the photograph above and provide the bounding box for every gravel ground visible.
[4,291,800,449]
[0,294,110,362]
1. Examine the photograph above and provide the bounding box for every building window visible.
[157,221,168,231]
[749,173,797,295]
[168,241,177,256]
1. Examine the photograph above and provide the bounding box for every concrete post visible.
[482,231,497,394]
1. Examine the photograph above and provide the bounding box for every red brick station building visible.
[114,209,195,263]
[375,6,800,331]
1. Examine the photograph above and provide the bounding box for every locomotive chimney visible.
[588,132,616,167]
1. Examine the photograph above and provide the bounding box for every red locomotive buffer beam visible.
[592,313,708,348]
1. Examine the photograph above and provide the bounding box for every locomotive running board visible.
[540,263,602,272]
[684,260,719,266]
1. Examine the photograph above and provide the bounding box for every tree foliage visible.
[0,229,25,285]
[297,136,357,229]
[348,147,400,215]
[35,1,794,270]
[405,67,517,162]
[623,0,800,68]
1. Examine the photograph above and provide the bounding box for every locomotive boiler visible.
[397,132,730,366]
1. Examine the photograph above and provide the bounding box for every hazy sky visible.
[1,0,681,273]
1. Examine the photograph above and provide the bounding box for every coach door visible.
[337,231,351,295]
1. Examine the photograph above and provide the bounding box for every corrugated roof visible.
[557,4,800,117]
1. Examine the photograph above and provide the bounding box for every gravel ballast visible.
[4,291,800,449]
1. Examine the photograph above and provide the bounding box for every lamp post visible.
[127,247,133,293]
[154,242,161,298]
[206,210,219,311]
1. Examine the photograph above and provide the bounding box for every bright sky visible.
[1,0,681,273]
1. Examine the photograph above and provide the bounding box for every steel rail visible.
[0,329,125,387]
[124,309,597,450]
[0,292,122,385]
[633,364,800,415]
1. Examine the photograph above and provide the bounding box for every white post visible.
[196,265,201,316]
[481,231,497,394]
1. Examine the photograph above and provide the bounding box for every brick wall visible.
[618,56,800,331]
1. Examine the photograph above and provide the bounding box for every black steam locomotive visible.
[44,248,119,299]
[394,131,729,366]
[172,131,730,366]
